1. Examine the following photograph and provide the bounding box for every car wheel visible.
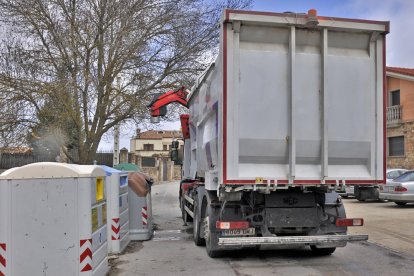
[395,202,407,206]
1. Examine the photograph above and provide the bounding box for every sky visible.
[253,0,414,67]
[106,0,414,151]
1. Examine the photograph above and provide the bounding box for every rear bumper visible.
[379,193,414,202]
[218,234,368,249]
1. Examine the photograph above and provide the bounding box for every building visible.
[130,129,184,181]
[386,67,414,169]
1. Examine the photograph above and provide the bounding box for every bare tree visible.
[0,0,251,163]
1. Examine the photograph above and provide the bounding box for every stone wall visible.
[173,165,182,180]
[387,121,414,169]
[141,167,160,181]
[138,158,182,182]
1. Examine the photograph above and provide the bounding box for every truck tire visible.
[205,205,223,258]
[356,196,365,202]
[354,186,365,201]
[355,186,379,201]
[310,246,336,256]
[193,196,205,246]
[395,202,407,206]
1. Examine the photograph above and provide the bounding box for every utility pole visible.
[113,77,121,166]
[113,124,120,166]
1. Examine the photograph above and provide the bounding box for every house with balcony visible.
[386,67,414,169]
[130,129,184,181]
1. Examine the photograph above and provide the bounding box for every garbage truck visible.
[149,9,389,257]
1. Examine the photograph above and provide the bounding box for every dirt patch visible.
[108,256,128,276]
[108,242,145,276]
[152,223,160,231]
[123,241,144,254]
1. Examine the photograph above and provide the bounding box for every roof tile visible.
[138,130,182,139]
[387,67,414,78]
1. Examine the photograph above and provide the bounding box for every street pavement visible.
[345,197,414,255]
[109,181,414,276]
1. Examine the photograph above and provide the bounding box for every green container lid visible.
[113,163,141,172]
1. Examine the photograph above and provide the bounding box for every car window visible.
[387,171,396,179]
[396,170,407,177]
[393,171,414,182]
[387,170,408,179]
[388,170,403,179]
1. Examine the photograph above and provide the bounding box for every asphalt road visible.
[345,197,414,255]
[109,182,414,276]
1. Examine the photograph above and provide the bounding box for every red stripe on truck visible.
[223,20,228,183]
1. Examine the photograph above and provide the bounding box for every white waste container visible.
[101,166,130,254]
[0,162,109,276]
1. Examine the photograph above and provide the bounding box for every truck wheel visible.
[395,202,407,206]
[193,196,205,246]
[205,205,223,258]
[310,246,336,256]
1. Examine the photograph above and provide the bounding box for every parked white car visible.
[380,170,414,205]
[386,169,408,182]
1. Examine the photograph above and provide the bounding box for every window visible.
[387,170,407,179]
[142,157,156,167]
[143,144,154,151]
[163,145,167,151]
[390,90,400,106]
[388,136,404,156]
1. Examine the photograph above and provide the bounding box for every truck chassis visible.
[180,180,367,257]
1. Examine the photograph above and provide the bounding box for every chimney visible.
[136,128,141,138]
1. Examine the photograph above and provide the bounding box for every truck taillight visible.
[336,218,364,227]
[395,186,407,192]
[216,221,249,230]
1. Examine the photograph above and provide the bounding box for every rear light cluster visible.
[394,186,408,192]
[336,218,364,227]
[216,221,249,230]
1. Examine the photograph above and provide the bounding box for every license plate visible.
[222,228,255,236]
[386,186,394,192]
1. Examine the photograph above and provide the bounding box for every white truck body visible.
[186,10,388,189]
[173,10,390,257]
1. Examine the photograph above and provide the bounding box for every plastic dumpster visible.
[100,166,130,254]
[0,162,109,276]
[128,172,153,241]
[113,163,153,241]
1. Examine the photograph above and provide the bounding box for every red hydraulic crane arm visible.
[147,86,191,138]
[148,86,189,117]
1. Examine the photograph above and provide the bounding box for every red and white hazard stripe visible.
[0,243,6,276]
[111,218,120,240]
[141,207,148,228]
[80,239,92,272]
